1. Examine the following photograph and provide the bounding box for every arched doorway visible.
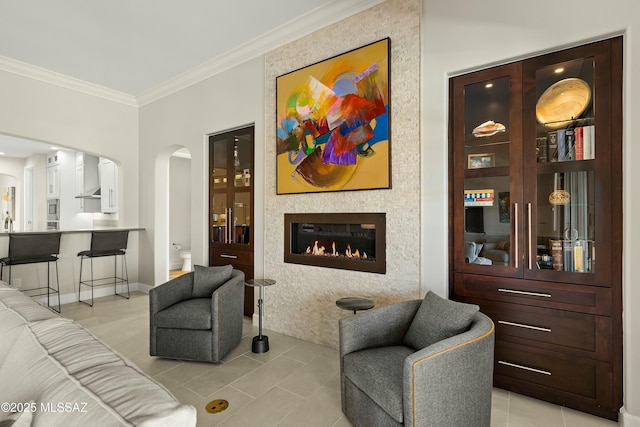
[169,148,192,278]
[153,145,192,285]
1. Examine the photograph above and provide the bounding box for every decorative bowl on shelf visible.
[536,78,591,129]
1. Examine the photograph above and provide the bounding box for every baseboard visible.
[622,408,640,427]
[136,283,153,293]
[31,283,145,306]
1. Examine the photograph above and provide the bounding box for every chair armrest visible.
[211,270,245,361]
[402,312,495,427]
[339,299,421,357]
[149,272,194,314]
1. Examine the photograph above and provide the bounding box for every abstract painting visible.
[276,38,391,194]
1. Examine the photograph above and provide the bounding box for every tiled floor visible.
[61,292,619,427]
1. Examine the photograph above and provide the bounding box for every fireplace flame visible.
[305,241,368,260]
[306,241,327,256]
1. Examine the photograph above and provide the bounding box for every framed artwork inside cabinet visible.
[467,153,495,169]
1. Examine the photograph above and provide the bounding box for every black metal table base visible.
[252,335,269,353]
[246,279,276,354]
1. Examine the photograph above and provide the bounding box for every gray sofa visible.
[149,266,245,363]
[339,292,495,427]
[0,282,196,426]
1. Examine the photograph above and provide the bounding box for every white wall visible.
[0,69,139,229]
[421,0,639,423]
[0,68,140,288]
[138,56,265,286]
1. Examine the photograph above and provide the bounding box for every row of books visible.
[537,125,595,162]
[549,239,595,273]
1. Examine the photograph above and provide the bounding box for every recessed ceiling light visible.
[554,67,564,74]
[50,146,59,150]
[485,83,493,88]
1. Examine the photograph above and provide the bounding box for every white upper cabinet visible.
[100,158,118,213]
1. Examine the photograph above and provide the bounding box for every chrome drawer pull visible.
[219,254,238,259]
[498,320,551,333]
[498,288,551,298]
[499,360,551,376]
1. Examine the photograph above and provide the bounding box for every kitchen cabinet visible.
[209,126,254,316]
[449,37,622,420]
[75,153,100,212]
[100,158,118,213]
[46,163,60,199]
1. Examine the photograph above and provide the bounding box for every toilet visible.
[172,243,192,271]
[180,251,192,271]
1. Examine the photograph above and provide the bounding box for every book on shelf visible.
[549,239,594,273]
[557,129,566,161]
[550,239,563,271]
[570,125,595,160]
[537,136,548,163]
[565,128,576,161]
[547,131,558,162]
[583,125,595,160]
[575,127,584,160]
[556,128,576,161]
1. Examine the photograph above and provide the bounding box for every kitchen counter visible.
[0,227,143,302]
[0,226,144,236]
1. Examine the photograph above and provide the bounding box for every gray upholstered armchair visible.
[339,291,495,427]
[150,265,245,363]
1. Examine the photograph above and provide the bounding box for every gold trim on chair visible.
[410,314,495,426]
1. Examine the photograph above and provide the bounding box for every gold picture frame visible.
[467,153,495,169]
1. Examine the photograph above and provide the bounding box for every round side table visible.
[336,297,374,315]
[246,279,276,353]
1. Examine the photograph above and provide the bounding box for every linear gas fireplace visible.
[284,213,386,274]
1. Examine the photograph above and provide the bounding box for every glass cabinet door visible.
[452,62,523,274]
[524,42,611,284]
[209,128,254,247]
[232,134,252,244]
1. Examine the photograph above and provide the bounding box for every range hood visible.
[75,187,101,199]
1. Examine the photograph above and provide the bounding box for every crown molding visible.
[0,0,384,109]
[136,0,385,107]
[0,55,138,107]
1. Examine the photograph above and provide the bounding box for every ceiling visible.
[0,0,338,95]
[0,0,381,158]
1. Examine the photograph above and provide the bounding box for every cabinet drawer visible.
[495,341,612,403]
[454,273,612,315]
[480,301,612,360]
[211,249,253,266]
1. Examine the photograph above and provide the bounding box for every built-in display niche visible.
[284,213,386,274]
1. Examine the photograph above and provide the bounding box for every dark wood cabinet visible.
[449,37,622,420]
[209,125,255,316]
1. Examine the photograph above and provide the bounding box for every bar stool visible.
[0,232,61,313]
[78,230,130,306]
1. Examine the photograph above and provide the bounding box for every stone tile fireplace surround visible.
[263,0,421,349]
